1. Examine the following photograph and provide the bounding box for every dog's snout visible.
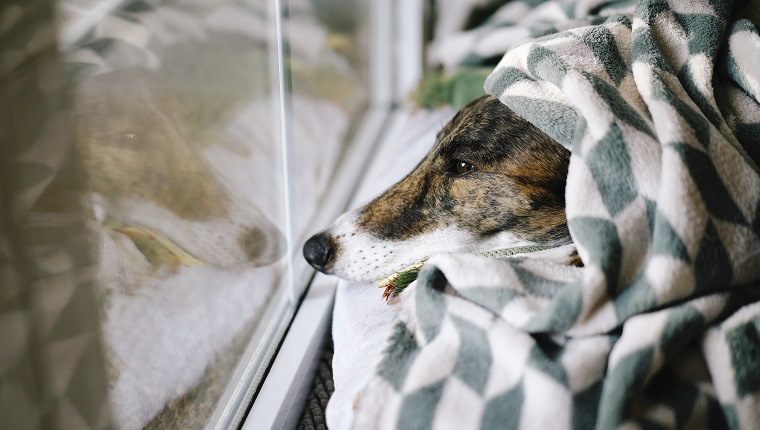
[303,233,335,272]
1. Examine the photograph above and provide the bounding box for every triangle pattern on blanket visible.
[376,322,421,391]
[450,315,492,395]
[480,381,523,430]
[672,143,749,226]
[396,380,446,428]
[585,123,637,216]
[726,319,760,397]
[694,220,734,290]
[651,207,691,262]
[580,25,629,86]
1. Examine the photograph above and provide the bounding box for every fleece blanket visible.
[353,0,760,429]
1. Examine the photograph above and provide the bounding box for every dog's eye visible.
[450,160,475,175]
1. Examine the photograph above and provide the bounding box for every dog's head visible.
[304,95,571,282]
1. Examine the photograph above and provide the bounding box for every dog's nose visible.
[303,232,334,272]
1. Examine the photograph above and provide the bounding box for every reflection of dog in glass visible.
[75,69,284,269]
[304,95,577,282]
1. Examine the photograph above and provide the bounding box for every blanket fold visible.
[353,0,760,428]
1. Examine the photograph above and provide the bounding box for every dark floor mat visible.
[296,333,335,430]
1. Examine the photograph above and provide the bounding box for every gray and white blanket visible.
[353,0,760,428]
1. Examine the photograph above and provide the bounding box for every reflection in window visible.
[26,0,370,427]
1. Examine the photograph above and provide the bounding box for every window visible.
[0,0,407,428]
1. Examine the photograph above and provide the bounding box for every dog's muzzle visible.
[303,232,334,273]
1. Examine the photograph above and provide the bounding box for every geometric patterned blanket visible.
[353,0,760,428]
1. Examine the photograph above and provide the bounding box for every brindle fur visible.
[303,95,579,279]
[357,95,571,246]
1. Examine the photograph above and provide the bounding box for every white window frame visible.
[237,1,424,429]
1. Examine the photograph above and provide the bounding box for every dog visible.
[303,95,575,283]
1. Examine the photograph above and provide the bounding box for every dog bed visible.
[330,0,760,428]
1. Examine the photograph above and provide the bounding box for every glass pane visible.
[289,0,368,232]
[0,0,113,428]
[284,0,370,299]
[47,0,370,428]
